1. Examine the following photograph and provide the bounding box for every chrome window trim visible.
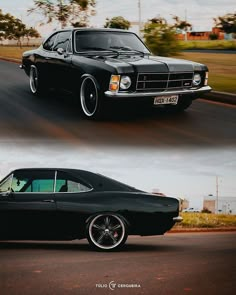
[42,32,59,52]
[42,30,72,53]
[11,171,55,194]
[54,170,94,194]
[53,170,57,193]
[0,173,13,193]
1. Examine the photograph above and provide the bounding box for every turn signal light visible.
[109,75,120,92]
[204,72,208,86]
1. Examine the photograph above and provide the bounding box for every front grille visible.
[136,72,194,92]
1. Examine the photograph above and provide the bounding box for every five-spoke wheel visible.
[87,214,128,251]
[80,76,104,119]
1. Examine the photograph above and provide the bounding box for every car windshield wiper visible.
[110,46,150,56]
[78,47,119,55]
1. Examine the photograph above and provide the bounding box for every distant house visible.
[203,195,236,214]
[176,27,225,40]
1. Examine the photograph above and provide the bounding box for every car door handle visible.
[43,199,55,203]
[45,57,51,60]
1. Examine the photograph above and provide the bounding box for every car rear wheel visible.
[80,76,105,119]
[29,65,47,95]
[87,214,128,251]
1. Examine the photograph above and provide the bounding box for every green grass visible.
[1,45,236,93]
[0,45,35,60]
[174,213,236,229]
[180,40,236,50]
[174,52,236,93]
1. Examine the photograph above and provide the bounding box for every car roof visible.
[57,27,136,34]
[9,168,141,193]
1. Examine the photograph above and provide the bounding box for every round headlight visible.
[193,73,201,86]
[120,76,132,90]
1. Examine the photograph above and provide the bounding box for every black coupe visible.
[0,168,182,251]
[21,28,211,119]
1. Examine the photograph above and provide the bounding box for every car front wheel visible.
[80,76,106,119]
[87,214,128,251]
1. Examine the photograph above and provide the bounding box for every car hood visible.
[101,55,207,73]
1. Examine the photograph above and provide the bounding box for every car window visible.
[12,170,55,193]
[0,174,12,192]
[53,31,71,52]
[43,33,58,51]
[55,171,91,193]
[75,31,150,53]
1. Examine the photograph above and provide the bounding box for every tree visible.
[214,12,236,34]
[172,15,192,41]
[28,0,96,29]
[25,27,41,45]
[143,17,181,57]
[0,10,40,46]
[104,16,130,30]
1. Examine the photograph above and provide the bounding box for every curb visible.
[168,227,236,233]
[0,56,21,63]
[0,56,236,105]
[203,91,236,105]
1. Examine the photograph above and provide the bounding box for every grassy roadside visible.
[173,213,236,230]
[180,40,236,50]
[0,46,34,60]
[175,52,236,93]
[1,45,236,93]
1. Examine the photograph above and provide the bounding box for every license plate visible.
[154,95,179,105]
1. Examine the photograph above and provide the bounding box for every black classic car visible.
[0,168,182,251]
[21,28,211,119]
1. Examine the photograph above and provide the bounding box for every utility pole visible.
[184,9,188,41]
[138,0,141,36]
[216,176,219,214]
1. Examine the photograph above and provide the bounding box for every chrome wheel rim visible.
[29,65,39,94]
[89,214,125,250]
[80,77,98,117]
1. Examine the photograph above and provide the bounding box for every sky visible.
[1,0,235,36]
[0,140,235,208]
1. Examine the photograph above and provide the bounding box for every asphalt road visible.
[0,232,235,295]
[0,60,236,147]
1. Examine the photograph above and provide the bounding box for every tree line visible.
[0,9,40,46]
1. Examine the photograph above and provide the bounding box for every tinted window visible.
[0,174,12,192]
[53,31,71,52]
[12,170,55,193]
[56,171,91,193]
[75,31,150,53]
[43,33,58,51]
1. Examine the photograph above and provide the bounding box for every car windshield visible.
[74,31,150,54]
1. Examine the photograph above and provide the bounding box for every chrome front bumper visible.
[173,216,183,222]
[105,85,212,98]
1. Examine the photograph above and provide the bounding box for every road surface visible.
[0,232,235,295]
[0,60,236,147]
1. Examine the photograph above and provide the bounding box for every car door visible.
[35,32,59,85]
[0,170,57,239]
[53,170,93,238]
[48,31,73,91]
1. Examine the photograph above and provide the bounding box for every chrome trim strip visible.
[105,85,212,98]
[173,216,183,222]
[53,170,57,193]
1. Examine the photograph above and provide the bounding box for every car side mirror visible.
[57,48,65,55]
